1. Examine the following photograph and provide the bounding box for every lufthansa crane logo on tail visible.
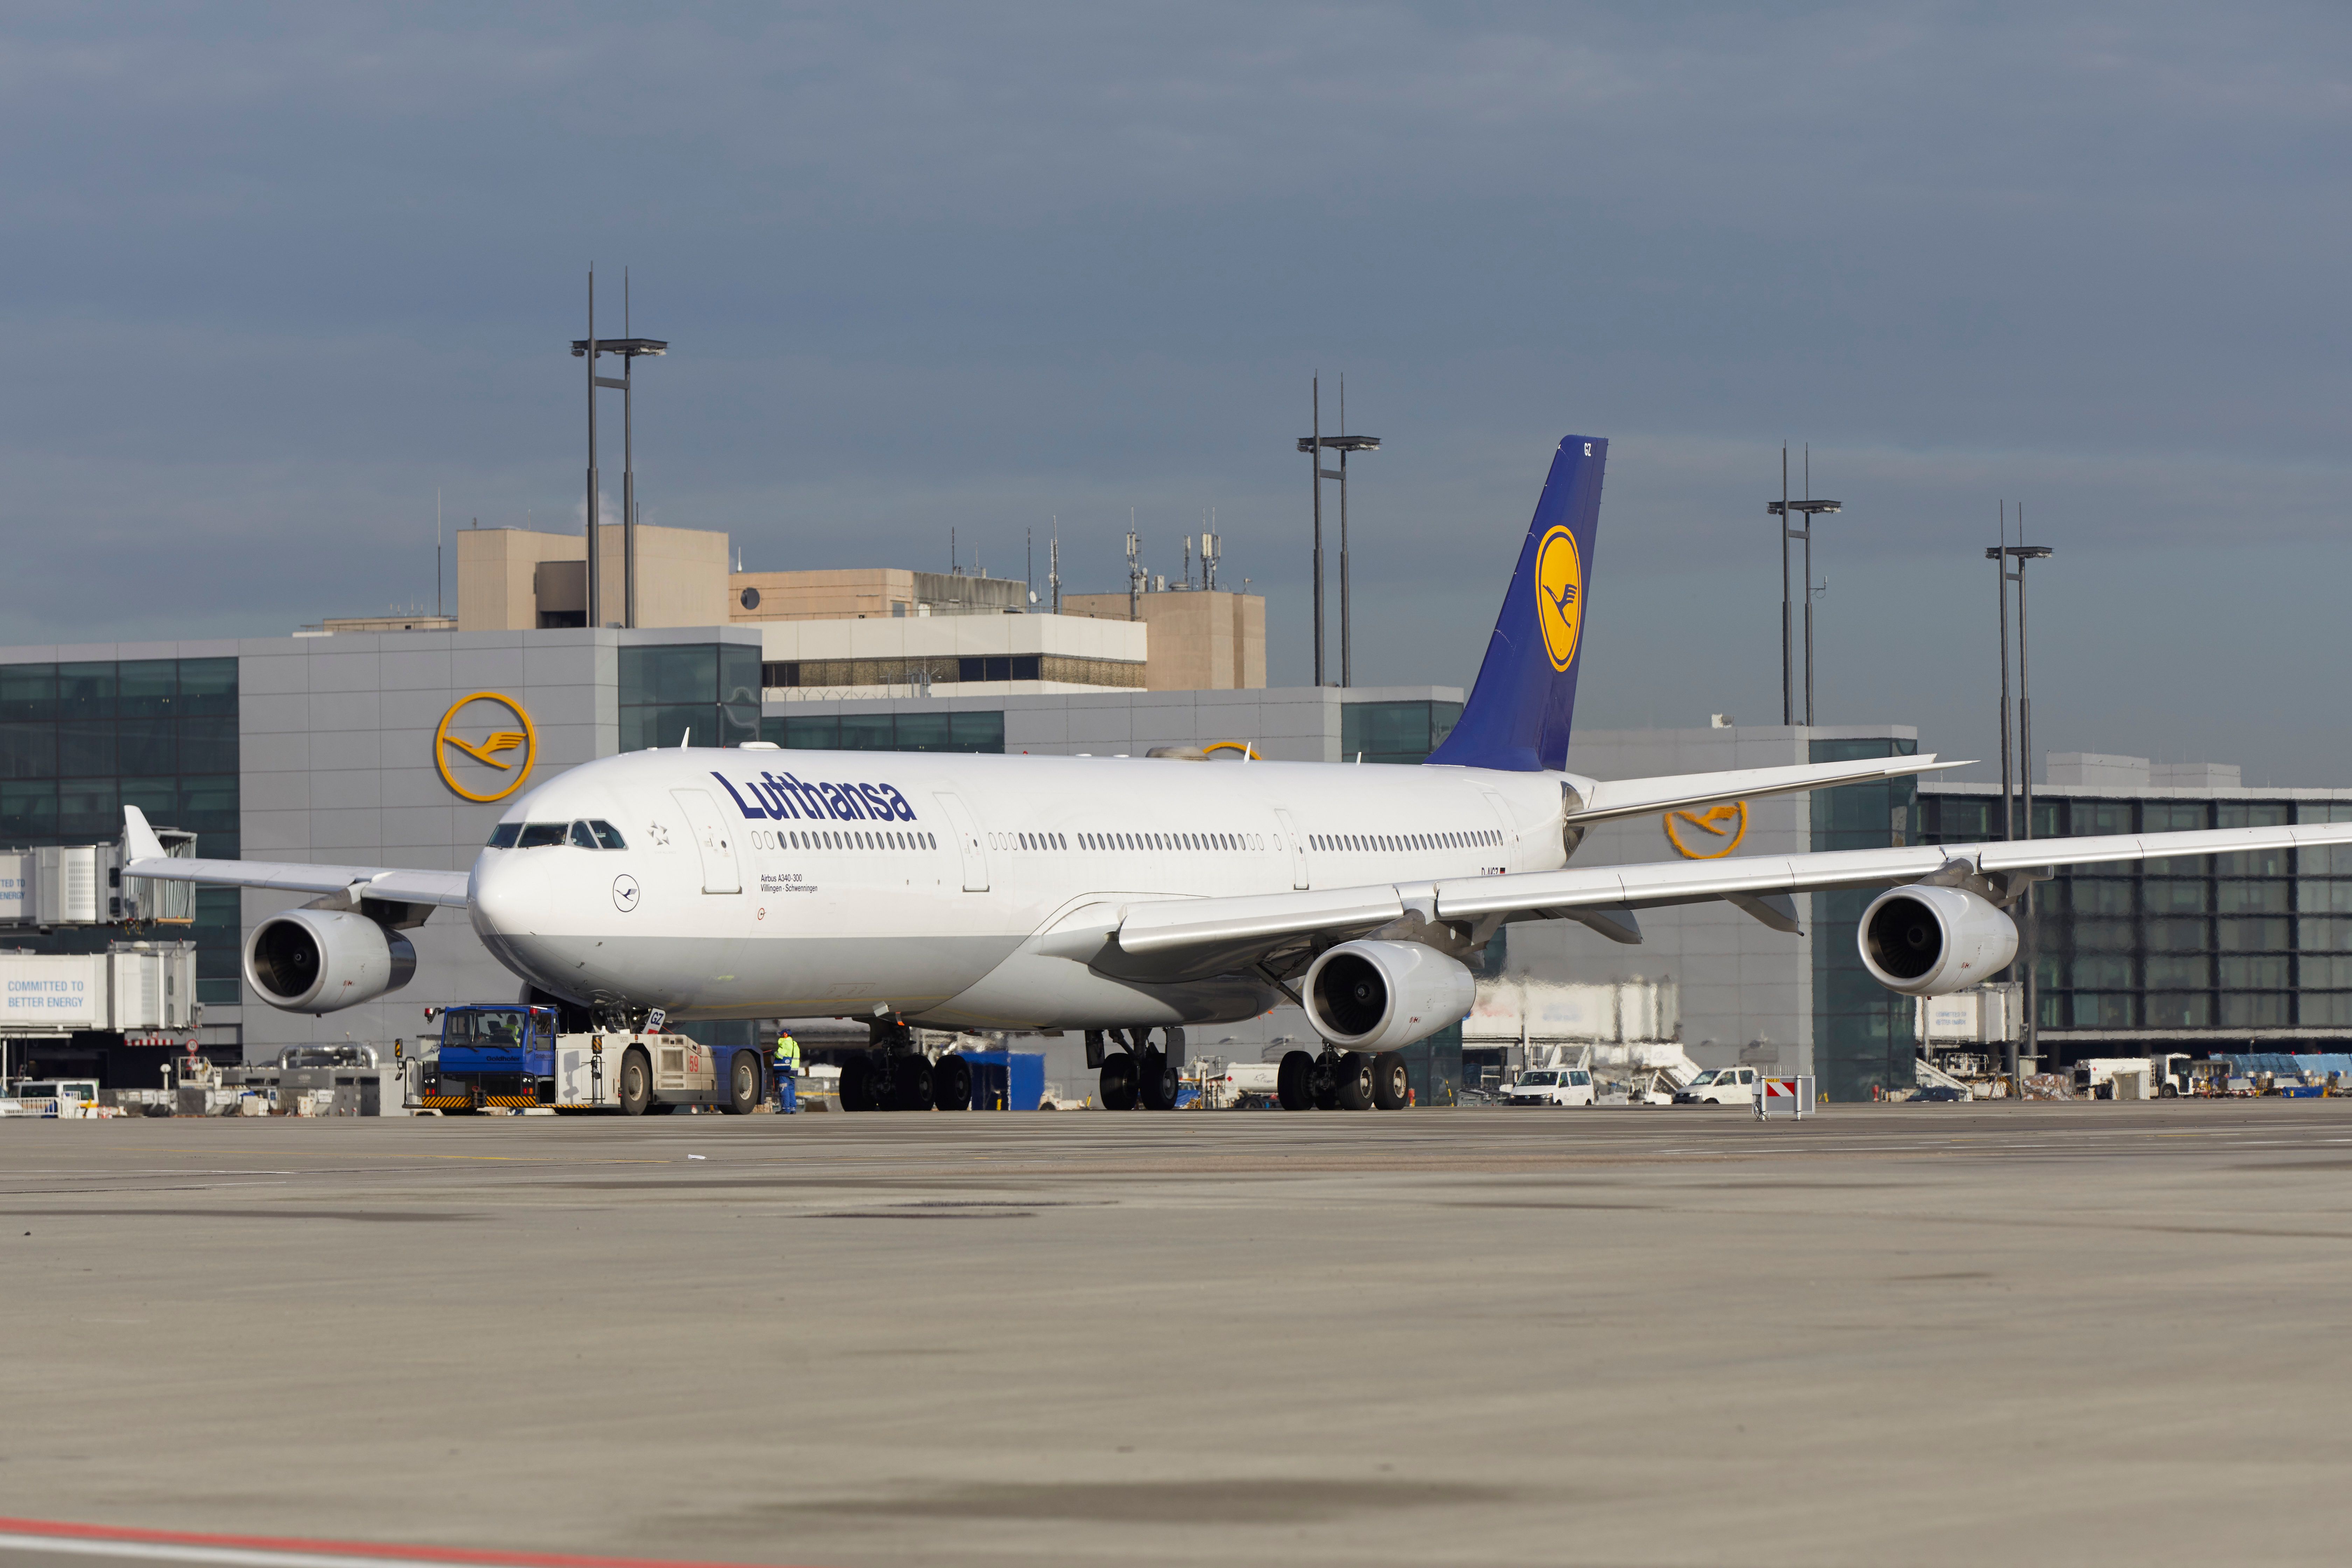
[434,692,538,803]
[1534,525,1585,672]
[1664,801,1748,859]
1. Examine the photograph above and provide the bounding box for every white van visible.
[1673,1068,1759,1106]
[1504,1068,1595,1107]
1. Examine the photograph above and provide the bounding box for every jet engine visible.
[243,909,417,1015]
[1857,884,2018,996]
[1303,940,1478,1051]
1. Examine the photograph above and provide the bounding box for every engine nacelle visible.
[243,909,417,1014]
[1303,940,1478,1051]
[1857,885,2018,996]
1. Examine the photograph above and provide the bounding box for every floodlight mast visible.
[1987,518,2055,1093]
[1297,378,1380,687]
[571,275,667,630]
[1765,445,1842,725]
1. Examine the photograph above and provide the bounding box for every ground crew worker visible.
[772,1031,802,1112]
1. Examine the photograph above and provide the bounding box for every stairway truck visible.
[410,1004,769,1115]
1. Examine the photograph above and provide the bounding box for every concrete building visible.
[1061,589,1266,691]
[431,526,1264,694]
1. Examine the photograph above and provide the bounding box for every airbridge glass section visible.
[0,656,240,1004]
[1920,794,2352,1041]
[1340,701,1464,765]
[1810,736,1921,1103]
[620,643,762,752]
[763,710,1004,754]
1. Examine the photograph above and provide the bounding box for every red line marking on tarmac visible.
[0,1519,817,1568]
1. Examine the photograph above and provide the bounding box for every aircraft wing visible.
[1562,752,1961,826]
[120,806,471,910]
[1092,819,2352,982]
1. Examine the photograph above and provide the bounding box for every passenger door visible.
[935,792,989,892]
[670,789,742,894]
[1274,808,1309,890]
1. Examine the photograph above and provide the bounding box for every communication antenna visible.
[1183,531,1193,589]
[435,490,443,620]
[1048,517,1061,614]
[1125,522,1143,621]
[1027,526,1034,606]
[1202,519,1220,592]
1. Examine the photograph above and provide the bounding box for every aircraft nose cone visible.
[469,850,546,940]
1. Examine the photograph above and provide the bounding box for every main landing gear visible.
[1087,1027,1182,1111]
[1276,1047,1412,1112]
[836,1018,979,1112]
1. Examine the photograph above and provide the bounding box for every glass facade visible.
[620,643,762,753]
[1811,737,1921,1101]
[1920,794,2352,1037]
[763,710,1005,753]
[0,658,241,1005]
[1342,700,1464,765]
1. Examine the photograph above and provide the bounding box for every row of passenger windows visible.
[749,828,937,852]
[1312,829,1497,853]
[490,820,627,850]
[1072,831,1261,853]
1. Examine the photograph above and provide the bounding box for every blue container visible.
[948,1051,1044,1111]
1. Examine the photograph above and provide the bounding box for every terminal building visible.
[0,520,2342,1097]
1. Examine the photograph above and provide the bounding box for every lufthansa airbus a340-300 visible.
[124,435,2352,1113]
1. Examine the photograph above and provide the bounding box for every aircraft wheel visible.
[618,1048,653,1116]
[1276,1050,1316,1112]
[1312,1051,1342,1111]
[724,1050,762,1115]
[892,1054,936,1112]
[1336,1051,1376,1112]
[1100,1050,1139,1111]
[838,1053,875,1112]
[1139,1045,1179,1111]
[933,1052,973,1112]
[1373,1051,1409,1111]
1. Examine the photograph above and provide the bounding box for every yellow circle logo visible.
[1534,526,1584,671]
[434,692,538,803]
[1664,801,1747,859]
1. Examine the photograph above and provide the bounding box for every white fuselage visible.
[468,747,1581,1029]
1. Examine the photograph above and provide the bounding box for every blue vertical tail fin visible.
[1422,434,1606,773]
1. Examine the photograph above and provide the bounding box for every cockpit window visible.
[516,823,568,848]
[590,820,626,849]
[568,821,599,849]
[487,823,522,849]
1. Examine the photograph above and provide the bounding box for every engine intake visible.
[244,909,417,1014]
[1303,939,1477,1051]
[1858,885,2018,996]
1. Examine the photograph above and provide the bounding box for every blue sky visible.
[4,4,2348,780]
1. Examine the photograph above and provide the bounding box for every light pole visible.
[1988,523,2053,1089]
[570,302,667,630]
[1297,379,1379,687]
[1766,446,1841,725]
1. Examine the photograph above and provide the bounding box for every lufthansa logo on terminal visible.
[1534,525,1584,672]
[1664,801,1747,860]
[435,692,538,803]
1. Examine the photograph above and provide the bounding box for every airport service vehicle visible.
[1503,1067,1594,1107]
[2072,1057,2155,1101]
[1674,1068,1760,1106]
[121,435,2352,1115]
[410,1002,767,1114]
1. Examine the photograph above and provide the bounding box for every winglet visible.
[122,805,167,864]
